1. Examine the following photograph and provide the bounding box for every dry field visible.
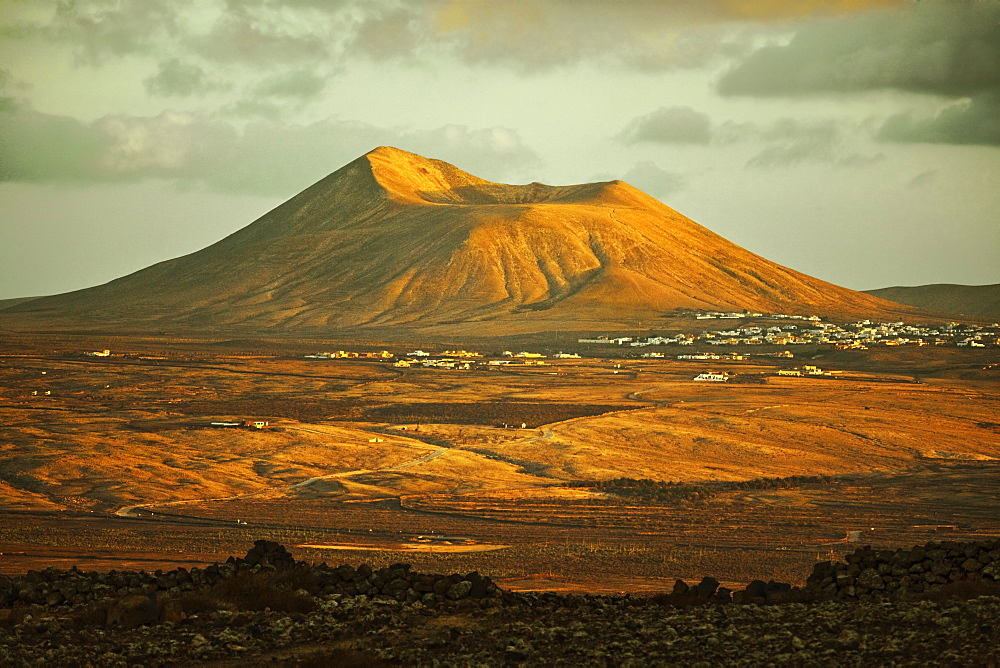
[1,333,998,592]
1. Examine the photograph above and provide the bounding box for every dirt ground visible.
[1,333,998,591]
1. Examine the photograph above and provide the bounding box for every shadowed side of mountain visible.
[0,296,43,311]
[3,147,931,335]
[865,284,1000,321]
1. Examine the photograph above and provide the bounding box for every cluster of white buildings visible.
[579,316,999,350]
[675,352,752,360]
[693,311,821,322]
[305,350,394,359]
[792,320,999,348]
[392,349,576,370]
[692,364,834,383]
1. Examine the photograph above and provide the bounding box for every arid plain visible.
[2,330,998,593]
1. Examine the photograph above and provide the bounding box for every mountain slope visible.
[5,146,923,334]
[865,284,1000,321]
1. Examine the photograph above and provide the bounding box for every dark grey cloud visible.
[878,94,1000,147]
[619,106,712,144]
[717,1,1000,149]
[718,2,1000,99]
[622,161,685,199]
[0,104,539,194]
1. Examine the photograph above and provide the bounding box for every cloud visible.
[718,1,1000,98]
[0,103,540,194]
[745,120,842,167]
[144,58,226,97]
[3,0,918,85]
[190,2,336,65]
[426,0,911,71]
[878,95,1000,147]
[428,1,740,72]
[411,125,542,177]
[717,1,1000,148]
[252,68,327,99]
[0,108,105,182]
[717,118,885,168]
[50,0,189,65]
[196,121,541,193]
[619,106,712,144]
[616,107,882,168]
[718,0,907,22]
[219,98,284,120]
[3,0,342,68]
[348,6,425,61]
[92,112,237,179]
[906,170,937,190]
[13,0,879,80]
[622,161,685,199]
[0,68,28,112]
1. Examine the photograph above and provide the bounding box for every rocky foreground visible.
[2,539,999,666]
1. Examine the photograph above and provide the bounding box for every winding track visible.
[114,425,449,518]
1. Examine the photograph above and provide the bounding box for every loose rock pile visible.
[0,539,499,620]
[316,561,498,604]
[669,576,800,605]
[0,561,226,610]
[1,539,1000,665]
[807,538,1000,600]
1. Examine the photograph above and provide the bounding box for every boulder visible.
[445,581,472,600]
[157,598,186,624]
[242,540,295,568]
[744,580,767,598]
[106,594,159,629]
[856,568,884,590]
[694,577,719,597]
[961,558,983,572]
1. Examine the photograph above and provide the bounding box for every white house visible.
[694,372,729,382]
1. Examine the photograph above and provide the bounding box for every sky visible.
[1,0,998,300]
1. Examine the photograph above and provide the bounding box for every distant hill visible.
[865,284,1000,322]
[0,296,41,311]
[3,146,924,335]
